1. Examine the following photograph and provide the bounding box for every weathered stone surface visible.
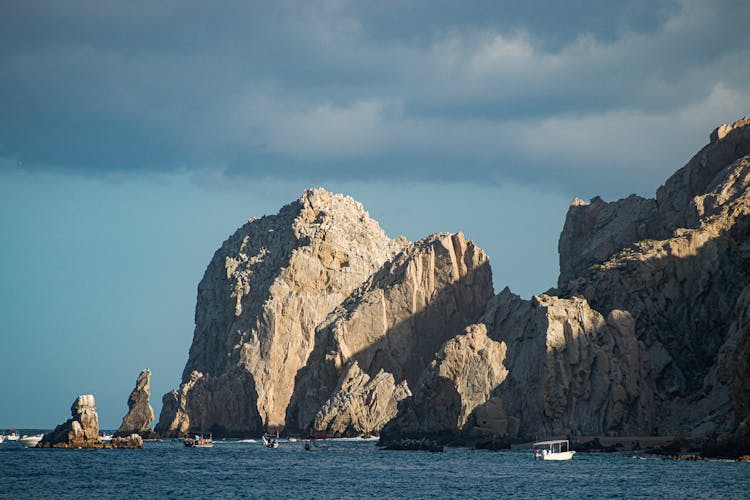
[381,323,507,443]
[111,434,144,449]
[484,291,651,440]
[383,290,651,443]
[557,118,750,438]
[558,194,658,287]
[39,395,104,448]
[287,232,494,434]
[116,369,155,437]
[310,362,410,437]
[156,189,406,437]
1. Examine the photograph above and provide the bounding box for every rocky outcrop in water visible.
[156,189,406,437]
[39,394,143,449]
[287,232,494,435]
[116,369,156,438]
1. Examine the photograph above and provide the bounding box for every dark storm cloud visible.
[1,0,748,195]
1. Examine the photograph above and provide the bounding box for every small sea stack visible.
[38,394,143,449]
[116,369,157,439]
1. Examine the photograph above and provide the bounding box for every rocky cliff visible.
[158,118,750,450]
[287,232,494,435]
[156,189,405,437]
[558,118,750,437]
[116,369,156,438]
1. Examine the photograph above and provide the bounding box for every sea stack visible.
[39,394,143,448]
[116,369,157,438]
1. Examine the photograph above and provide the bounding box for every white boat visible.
[6,431,19,441]
[533,439,576,460]
[0,435,5,444]
[20,434,44,448]
[262,432,279,448]
[101,432,113,442]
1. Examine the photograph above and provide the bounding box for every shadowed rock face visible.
[380,323,508,442]
[116,369,155,437]
[381,291,651,444]
[558,118,750,435]
[287,232,494,435]
[156,189,406,437]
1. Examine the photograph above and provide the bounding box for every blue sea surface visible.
[1,438,748,499]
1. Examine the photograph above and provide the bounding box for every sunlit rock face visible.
[116,369,155,437]
[40,395,103,448]
[156,188,406,437]
[287,232,495,436]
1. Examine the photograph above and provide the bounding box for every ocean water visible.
[1,438,748,499]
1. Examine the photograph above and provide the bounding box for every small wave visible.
[237,439,258,443]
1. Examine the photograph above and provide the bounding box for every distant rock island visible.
[39,394,142,449]
[156,118,750,456]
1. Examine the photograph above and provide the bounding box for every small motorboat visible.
[0,434,5,444]
[20,434,44,448]
[6,431,19,441]
[184,433,214,448]
[262,431,279,449]
[533,439,576,460]
[100,432,113,442]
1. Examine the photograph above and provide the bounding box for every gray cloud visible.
[1,0,748,196]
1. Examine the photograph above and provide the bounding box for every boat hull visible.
[542,450,576,461]
[20,435,43,448]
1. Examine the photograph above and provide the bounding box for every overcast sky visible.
[1,0,748,428]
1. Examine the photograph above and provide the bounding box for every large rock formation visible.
[286,232,494,435]
[558,118,750,436]
[381,323,508,442]
[156,189,406,437]
[158,119,750,452]
[116,369,156,438]
[39,394,143,449]
[382,290,651,444]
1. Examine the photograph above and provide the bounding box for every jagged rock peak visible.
[558,118,750,289]
[570,197,589,207]
[116,369,155,437]
[711,117,750,143]
[157,188,407,437]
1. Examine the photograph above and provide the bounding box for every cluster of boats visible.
[0,431,44,448]
[183,431,332,451]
